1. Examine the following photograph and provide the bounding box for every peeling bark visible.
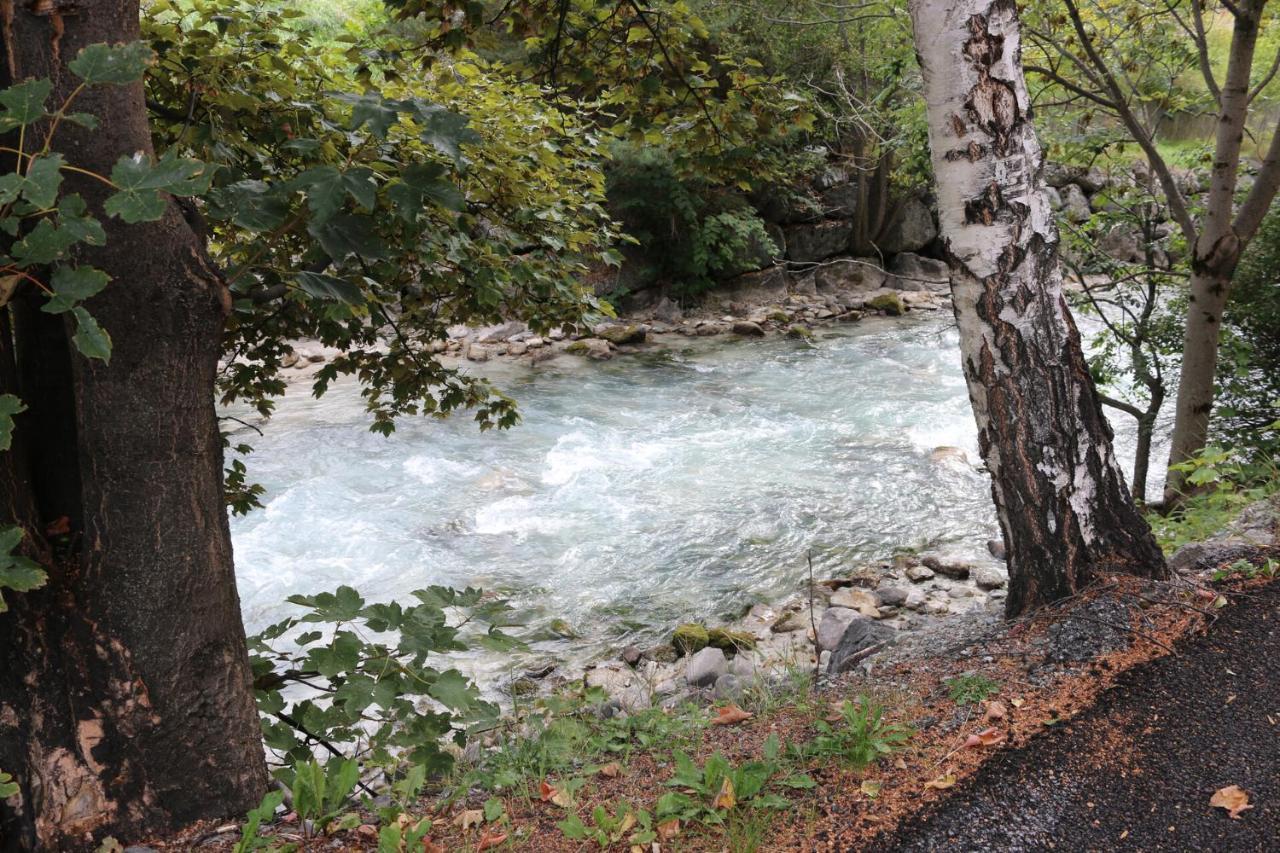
[0,3,266,849]
[910,0,1166,615]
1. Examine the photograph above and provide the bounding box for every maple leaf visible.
[712,776,737,810]
[964,727,1005,749]
[540,779,574,808]
[924,773,956,790]
[476,830,508,850]
[711,703,753,726]
[1210,785,1253,819]
[454,809,484,830]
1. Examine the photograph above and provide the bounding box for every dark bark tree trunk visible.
[0,3,267,850]
[909,0,1167,616]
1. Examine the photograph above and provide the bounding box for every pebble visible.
[906,565,936,583]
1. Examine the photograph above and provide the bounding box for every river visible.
[228,313,1158,686]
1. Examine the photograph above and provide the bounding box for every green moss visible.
[768,310,790,324]
[707,627,757,653]
[598,324,647,345]
[867,293,906,316]
[549,618,580,639]
[563,340,590,355]
[672,623,710,655]
[786,324,813,339]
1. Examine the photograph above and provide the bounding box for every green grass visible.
[944,674,1001,706]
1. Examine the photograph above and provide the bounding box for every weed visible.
[945,673,1001,705]
[558,802,655,847]
[1212,557,1279,582]
[658,734,807,826]
[803,697,912,770]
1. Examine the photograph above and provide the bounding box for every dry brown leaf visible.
[894,757,907,770]
[924,773,956,790]
[657,818,681,839]
[860,780,882,799]
[424,843,446,853]
[985,700,1007,721]
[1210,785,1253,819]
[711,703,753,726]
[476,830,508,851]
[964,727,1005,749]
[598,761,622,778]
[1010,697,1025,709]
[540,780,573,808]
[454,809,484,831]
[712,776,737,810]
[618,811,637,834]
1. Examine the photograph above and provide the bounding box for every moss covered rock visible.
[597,324,647,345]
[786,324,814,339]
[707,627,757,653]
[672,623,710,655]
[868,292,907,316]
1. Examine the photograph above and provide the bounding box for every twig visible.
[808,550,820,689]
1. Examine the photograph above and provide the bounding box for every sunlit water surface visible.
[228,314,1158,685]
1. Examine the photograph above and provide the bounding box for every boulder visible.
[921,556,972,580]
[876,586,909,607]
[930,446,971,466]
[686,647,728,687]
[1061,184,1091,223]
[621,645,643,667]
[713,673,743,699]
[596,324,648,346]
[476,320,526,343]
[652,296,683,324]
[732,320,765,337]
[813,165,851,190]
[814,258,886,293]
[905,564,935,583]
[783,220,854,263]
[786,324,814,340]
[986,538,1006,561]
[867,292,907,316]
[829,587,881,618]
[721,265,789,303]
[1044,186,1063,210]
[817,607,859,651]
[465,344,492,362]
[1075,166,1110,194]
[888,253,949,293]
[672,623,710,655]
[972,566,1008,590]
[879,198,937,254]
[791,271,819,296]
[826,617,895,674]
[1099,224,1143,264]
[564,338,613,360]
[708,626,757,652]
[819,182,860,218]
[730,654,757,679]
[1042,162,1085,188]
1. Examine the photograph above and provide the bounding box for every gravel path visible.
[873,580,1280,852]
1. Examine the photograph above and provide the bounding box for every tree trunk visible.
[909,0,1167,616]
[0,4,267,850]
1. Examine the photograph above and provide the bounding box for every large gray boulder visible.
[1061,183,1092,223]
[819,182,860,218]
[888,253,949,292]
[718,265,788,304]
[685,647,728,687]
[783,220,854,263]
[879,198,937,254]
[817,607,858,651]
[1169,494,1279,573]
[814,258,886,293]
[827,617,895,675]
[1042,162,1086,188]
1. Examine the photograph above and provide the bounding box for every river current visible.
[228,313,1158,685]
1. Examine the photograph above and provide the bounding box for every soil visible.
[871,579,1280,852]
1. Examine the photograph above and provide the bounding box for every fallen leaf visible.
[711,703,753,726]
[618,810,637,834]
[860,780,882,799]
[1210,785,1253,819]
[424,843,446,853]
[1213,595,1228,609]
[476,830,508,851]
[539,779,573,808]
[598,762,622,778]
[1010,697,1025,709]
[985,701,1007,722]
[356,825,378,839]
[657,818,681,839]
[454,809,484,830]
[924,773,956,790]
[964,727,1005,748]
[894,757,907,770]
[712,776,736,810]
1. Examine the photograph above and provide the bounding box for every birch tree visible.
[1022,0,1280,502]
[908,0,1167,615]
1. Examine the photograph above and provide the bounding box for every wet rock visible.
[888,253,949,293]
[721,265,789,303]
[713,673,743,699]
[987,539,1007,561]
[818,607,859,651]
[465,344,492,362]
[773,609,812,634]
[867,292,907,316]
[783,220,854,263]
[621,645,643,667]
[972,566,1008,590]
[708,626,757,653]
[686,647,728,687]
[827,617,895,674]
[829,587,881,618]
[786,324,814,340]
[814,259,886,293]
[281,352,300,368]
[921,556,971,580]
[477,320,526,342]
[876,586,909,607]
[549,618,580,639]
[905,565,936,583]
[564,338,613,360]
[880,197,937,254]
[596,324,648,346]
[672,623,710,655]
[732,320,766,337]
[930,446,971,466]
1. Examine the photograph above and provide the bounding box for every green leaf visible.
[68,42,155,85]
[23,154,65,209]
[0,771,18,799]
[0,79,52,129]
[295,271,364,305]
[11,219,77,265]
[0,525,46,614]
[211,180,290,232]
[336,92,404,139]
[70,307,111,362]
[386,163,464,217]
[295,166,378,221]
[308,213,389,261]
[43,265,109,314]
[427,669,476,712]
[412,104,480,162]
[0,395,25,452]
[105,152,211,224]
[556,814,589,840]
[58,194,106,246]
